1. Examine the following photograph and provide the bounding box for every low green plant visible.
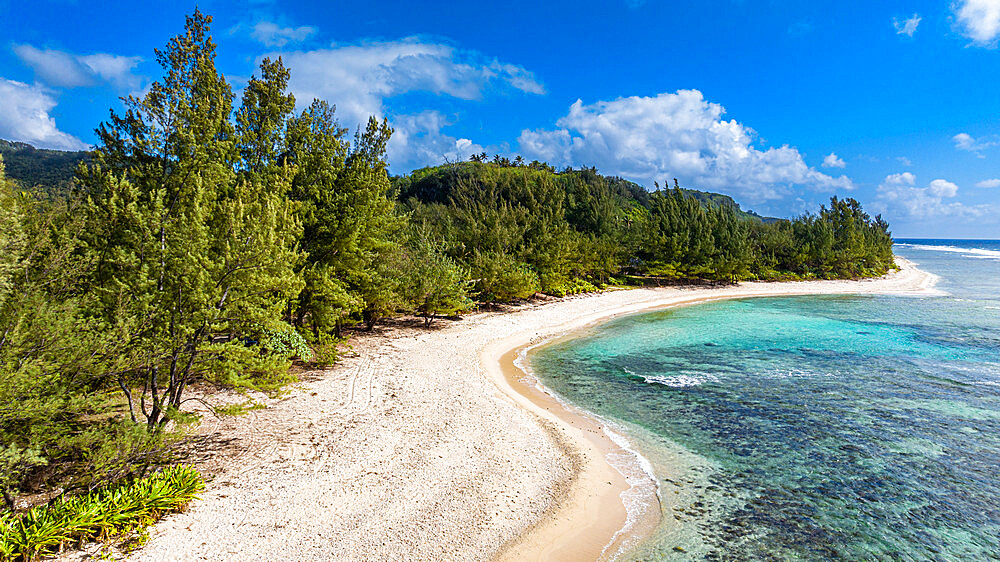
[543,277,599,297]
[0,465,203,561]
[212,399,267,417]
[311,334,343,367]
[258,326,314,362]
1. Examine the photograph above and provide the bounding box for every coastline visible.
[123,257,939,562]
[482,256,942,560]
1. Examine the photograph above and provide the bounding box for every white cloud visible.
[0,78,87,150]
[928,178,959,197]
[272,38,545,128]
[387,110,485,172]
[954,0,1000,46]
[896,156,913,166]
[894,13,922,36]
[952,132,999,156]
[976,178,1000,188]
[883,172,917,186]
[875,173,988,218]
[14,44,142,90]
[79,54,144,90]
[516,90,853,201]
[250,21,317,47]
[822,152,846,168]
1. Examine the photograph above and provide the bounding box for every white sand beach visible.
[127,257,939,561]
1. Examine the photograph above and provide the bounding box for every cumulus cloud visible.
[516,90,852,201]
[952,132,1000,156]
[954,0,1000,46]
[386,110,485,172]
[893,14,921,37]
[14,44,142,90]
[0,78,87,150]
[250,21,317,47]
[272,38,545,128]
[875,173,988,218]
[822,153,846,168]
[896,156,913,166]
[976,178,1000,188]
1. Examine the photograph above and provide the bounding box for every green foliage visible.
[258,326,314,362]
[212,399,266,417]
[79,11,302,430]
[397,162,894,291]
[467,251,540,302]
[201,342,296,396]
[0,465,203,561]
[399,226,474,326]
[0,140,89,197]
[287,102,404,334]
[0,159,172,506]
[543,277,599,298]
[310,335,343,367]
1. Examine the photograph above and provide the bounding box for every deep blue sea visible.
[529,239,1000,560]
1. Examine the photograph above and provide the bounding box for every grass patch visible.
[0,465,203,561]
[212,399,267,417]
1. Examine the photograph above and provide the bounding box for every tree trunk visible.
[1,486,14,510]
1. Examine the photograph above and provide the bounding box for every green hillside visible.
[0,139,90,194]
[395,161,767,220]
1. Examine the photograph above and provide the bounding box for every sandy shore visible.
[125,257,939,561]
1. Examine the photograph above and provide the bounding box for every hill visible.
[394,161,769,221]
[0,139,90,194]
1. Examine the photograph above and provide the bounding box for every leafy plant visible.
[0,465,203,561]
[212,399,267,417]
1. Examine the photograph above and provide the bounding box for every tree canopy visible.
[0,10,896,511]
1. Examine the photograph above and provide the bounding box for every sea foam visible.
[628,366,720,387]
[599,423,662,560]
[895,243,1000,260]
[513,345,660,561]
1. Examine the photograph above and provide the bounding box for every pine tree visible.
[79,10,300,430]
[400,226,473,326]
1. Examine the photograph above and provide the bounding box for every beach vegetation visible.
[0,465,203,561]
[0,8,895,536]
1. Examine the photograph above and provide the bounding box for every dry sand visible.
[126,257,939,561]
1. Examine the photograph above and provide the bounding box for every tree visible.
[287,109,403,335]
[79,10,301,430]
[400,226,473,326]
[467,250,540,303]
[235,56,296,176]
[0,159,161,503]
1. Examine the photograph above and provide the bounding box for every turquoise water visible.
[529,240,1000,560]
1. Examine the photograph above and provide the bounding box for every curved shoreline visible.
[123,258,940,562]
[485,257,941,561]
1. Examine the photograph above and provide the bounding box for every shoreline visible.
[121,257,940,562]
[484,257,941,561]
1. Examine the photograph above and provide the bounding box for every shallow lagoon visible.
[530,240,1000,559]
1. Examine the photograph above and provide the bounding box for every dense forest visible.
[0,140,89,195]
[0,10,894,556]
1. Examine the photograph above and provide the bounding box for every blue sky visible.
[1,0,999,237]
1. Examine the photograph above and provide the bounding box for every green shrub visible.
[258,326,314,362]
[542,277,598,297]
[212,400,266,417]
[469,251,540,303]
[310,334,343,367]
[0,465,203,561]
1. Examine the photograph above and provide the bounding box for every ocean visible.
[527,239,1000,559]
